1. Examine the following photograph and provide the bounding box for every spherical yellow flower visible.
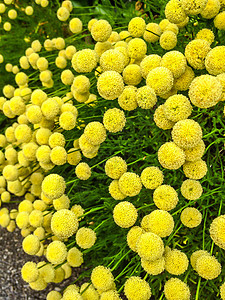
[105,156,127,179]
[69,17,83,34]
[76,227,96,249]
[127,226,144,252]
[163,94,192,122]
[67,148,81,166]
[72,49,97,73]
[140,54,161,79]
[137,232,164,261]
[140,166,164,189]
[165,0,187,24]
[172,119,202,149]
[205,46,225,75]
[181,179,203,200]
[220,282,225,300]
[184,140,205,162]
[91,19,112,42]
[153,185,178,211]
[100,290,120,300]
[214,11,225,30]
[128,17,146,37]
[26,105,43,124]
[158,142,186,170]
[174,66,195,91]
[196,28,215,45]
[143,23,161,43]
[59,111,77,130]
[109,180,126,200]
[42,174,66,200]
[3,165,18,181]
[31,89,47,106]
[189,74,222,108]
[201,0,220,19]
[80,283,99,300]
[141,210,174,238]
[127,38,147,60]
[118,86,138,111]
[29,210,43,228]
[100,49,125,73]
[183,159,208,179]
[36,128,51,145]
[22,234,40,255]
[141,256,165,275]
[79,134,99,154]
[75,162,92,180]
[190,250,210,270]
[180,207,202,228]
[97,71,124,100]
[94,41,112,58]
[53,194,70,210]
[67,247,83,267]
[3,22,12,32]
[46,240,67,264]
[159,30,177,50]
[103,108,126,133]
[124,276,151,300]
[48,132,65,149]
[36,145,51,163]
[122,64,142,86]
[136,85,157,109]
[37,261,55,283]
[118,172,142,197]
[196,254,221,280]
[113,201,138,228]
[185,39,211,70]
[21,262,39,283]
[51,209,78,239]
[146,67,173,96]
[72,75,90,94]
[164,278,190,300]
[65,45,76,60]
[210,215,225,249]
[25,6,34,15]
[161,51,187,79]
[50,146,67,165]
[154,105,175,130]
[91,265,114,291]
[165,249,189,275]
[84,121,106,145]
[57,6,70,21]
[61,69,74,85]
[41,98,60,121]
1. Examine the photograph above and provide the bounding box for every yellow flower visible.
[84,121,106,145]
[97,71,124,100]
[29,210,43,227]
[128,17,146,37]
[196,28,215,45]
[118,86,138,111]
[76,227,96,249]
[113,201,138,228]
[21,262,39,283]
[137,231,164,261]
[67,247,84,267]
[180,207,202,228]
[183,159,208,179]
[72,49,98,73]
[119,172,142,197]
[50,146,67,165]
[59,111,77,130]
[141,256,165,275]
[146,67,174,96]
[3,165,18,181]
[185,39,211,70]
[46,240,67,264]
[159,30,177,50]
[42,174,66,200]
[123,64,142,86]
[163,94,192,122]
[91,265,114,291]
[127,226,144,252]
[109,180,126,200]
[140,54,161,79]
[22,234,40,255]
[124,276,151,300]
[127,38,147,60]
[57,6,70,22]
[214,11,225,30]
[103,108,126,133]
[154,105,175,130]
[174,66,195,91]
[105,156,127,179]
[143,23,161,43]
[153,185,178,211]
[205,46,225,75]
[75,162,92,180]
[100,49,125,73]
[190,250,210,270]
[161,51,187,79]
[165,249,189,275]
[158,142,186,170]
[140,166,164,189]
[91,19,112,42]
[53,194,70,210]
[164,278,190,300]
[136,85,157,109]
[69,17,83,34]
[37,261,55,283]
[80,283,99,300]
[181,179,203,200]
[201,0,220,19]
[196,254,221,280]
[210,215,225,249]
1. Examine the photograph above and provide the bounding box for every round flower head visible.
[91,265,114,291]
[72,75,90,94]
[185,39,211,70]
[172,119,202,149]
[49,132,65,148]
[29,210,43,227]
[88,18,98,32]
[46,240,67,264]
[50,146,67,165]
[154,105,175,130]
[61,69,74,85]
[165,0,187,24]
[153,185,178,211]
[189,75,222,108]
[127,38,147,60]
[196,255,221,280]
[69,17,83,34]
[221,282,225,300]
[158,142,186,170]
[122,64,142,86]
[42,174,66,200]
[100,290,120,300]
[36,128,51,145]
[165,249,189,275]
[59,111,77,130]
[184,140,205,162]
[190,250,210,270]
[141,210,174,238]
[75,162,91,180]
[72,49,97,73]
[127,226,144,252]
[21,261,39,283]
[109,180,126,200]
[103,108,126,133]
[181,207,202,228]
[53,194,70,210]
[37,261,55,283]
[128,17,146,37]
[84,121,106,145]
[137,232,164,261]
[76,227,96,249]
[57,7,70,22]
[141,256,165,275]
[174,66,195,91]
[41,98,60,120]
[47,291,62,300]
[205,46,225,75]
[140,166,164,189]
[181,179,203,200]
[97,71,124,100]
[217,73,225,101]
[3,165,18,181]
[80,283,99,299]
[67,247,84,267]
[118,172,142,197]
[91,19,112,42]
[146,67,173,96]
[51,209,78,239]
[143,23,161,43]
[214,11,225,30]
[105,156,127,179]
[210,215,225,249]
[37,57,48,71]
[124,276,151,300]
[94,41,112,58]
[164,278,191,300]
[36,145,51,163]
[159,31,177,50]
[79,134,99,154]
[67,148,81,166]
[100,49,125,73]
[183,159,207,179]
[136,86,157,109]
[163,94,192,122]
[31,89,47,106]
[118,86,138,111]
[196,28,215,45]
[201,0,220,19]
[161,51,187,79]
[113,201,138,228]
[26,105,43,124]
[65,45,76,60]
[14,123,32,143]
[22,234,40,255]
[9,96,26,115]
[140,54,161,79]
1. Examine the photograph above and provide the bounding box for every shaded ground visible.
[0,226,81,300]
